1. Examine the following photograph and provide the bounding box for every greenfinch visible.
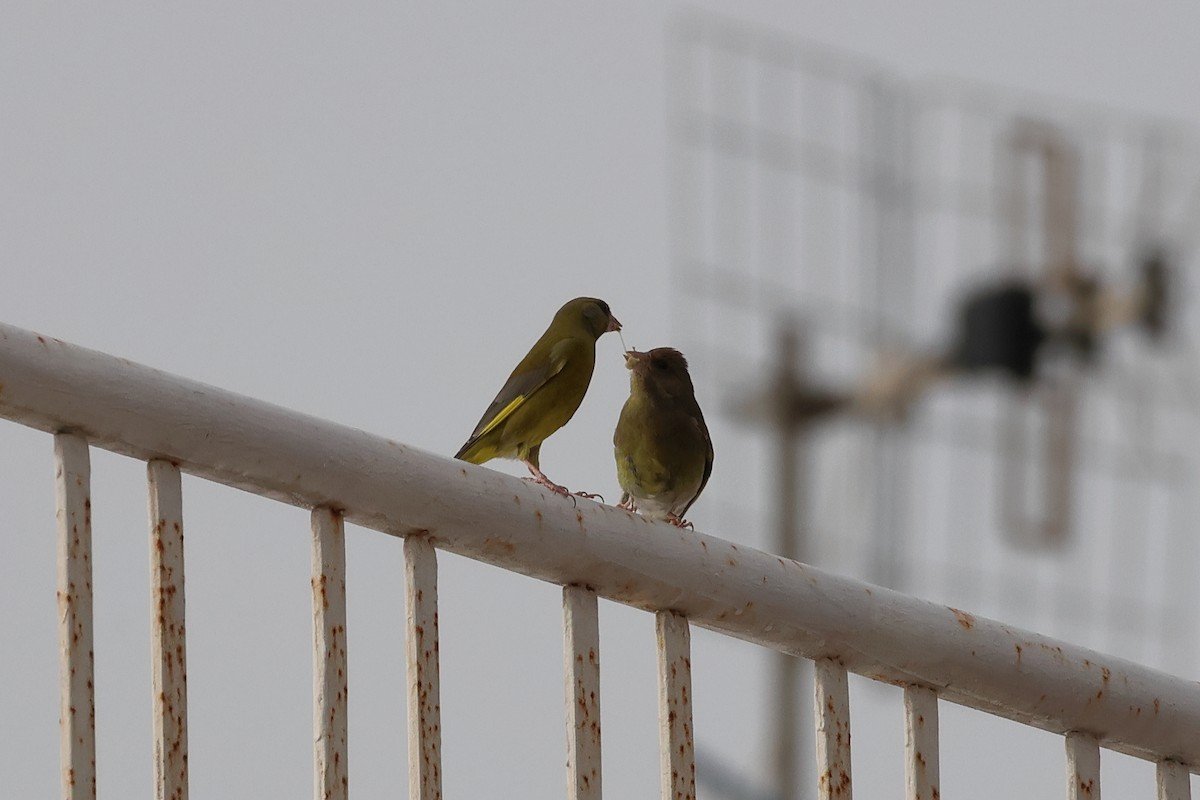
[455,297,621,496]
[613,348,713,528]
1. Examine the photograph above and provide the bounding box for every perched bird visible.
[614,348,712,528]
[455,297,621,496]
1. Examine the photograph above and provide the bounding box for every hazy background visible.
[2,3,1199,798]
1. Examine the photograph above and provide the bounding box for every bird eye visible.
[653,359,669,371]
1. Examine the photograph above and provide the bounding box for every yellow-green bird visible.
[455,297,621,496]
[614,348,713,528]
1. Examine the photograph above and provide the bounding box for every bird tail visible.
[454,437,494,464]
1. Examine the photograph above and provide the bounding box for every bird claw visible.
[522,475,577,506]
[667,514,694,530]
[574,490,604,502]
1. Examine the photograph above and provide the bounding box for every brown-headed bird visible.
[455,297,621,496]
[614,348,712,528]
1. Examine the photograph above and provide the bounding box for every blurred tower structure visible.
[668,12,1200,800]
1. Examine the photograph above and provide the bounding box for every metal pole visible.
[768,322,810,800]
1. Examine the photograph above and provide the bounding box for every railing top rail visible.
[1,320,1197,770]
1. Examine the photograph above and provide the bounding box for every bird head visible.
[559,297,621,339]
[625,347,695,399]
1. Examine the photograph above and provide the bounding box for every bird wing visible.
[456,344,570,457]
[681,414,714,518]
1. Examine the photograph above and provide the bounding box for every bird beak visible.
[607,315,622,333]
[624,349,647,369]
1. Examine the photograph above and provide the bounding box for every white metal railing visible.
[2,319,1198,800]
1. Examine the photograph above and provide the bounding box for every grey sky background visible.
[3,3,1199,798]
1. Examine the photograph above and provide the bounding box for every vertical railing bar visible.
[1156,759,1191,800]
[563,585,602,800]
[312,508,349,800]
[656,610,695,800]
[55,433,96,800]
[148,459,188,800]
[404,535,443,800]
[902,685,939,800]
[814,658,852,800]
[1065,731,1101,800]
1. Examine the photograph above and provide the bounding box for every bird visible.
[455,297,621,497]
[613,347,712,528]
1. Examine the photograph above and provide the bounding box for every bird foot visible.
[616,497,635,512]
[667,514,694,530]
[522,474,571,498]
[521,464,577,505]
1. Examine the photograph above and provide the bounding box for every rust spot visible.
[482,537,516,555]
[950,608,975,630]
[513,494,520,504]
[535,509,543,523]
[726,558,737,567]
[1015,644,1023,662]
[407,527,431,538]
[1154,698,1161,714]
[37,335,46,345]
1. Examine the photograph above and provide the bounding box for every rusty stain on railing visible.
[55,433,96,800]
[815,658,852,800]
[563,585,602,800]
[1156,759,1191,800]
[903,685,939,800]
[312,508,348,800]
[148,459,189,800]
[1066,731,1101,800]
[657,610,695,800]
[405,535,443,800]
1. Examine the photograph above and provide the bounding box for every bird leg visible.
[667,514,694,530]
[616,493,635,511]
[522,460,572,498]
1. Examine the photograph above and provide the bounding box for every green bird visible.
[614,347,713,528]
[455,297,621,496]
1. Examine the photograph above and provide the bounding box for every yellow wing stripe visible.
[476,394,527,438]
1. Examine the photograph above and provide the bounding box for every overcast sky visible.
[2,3,1199,798]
